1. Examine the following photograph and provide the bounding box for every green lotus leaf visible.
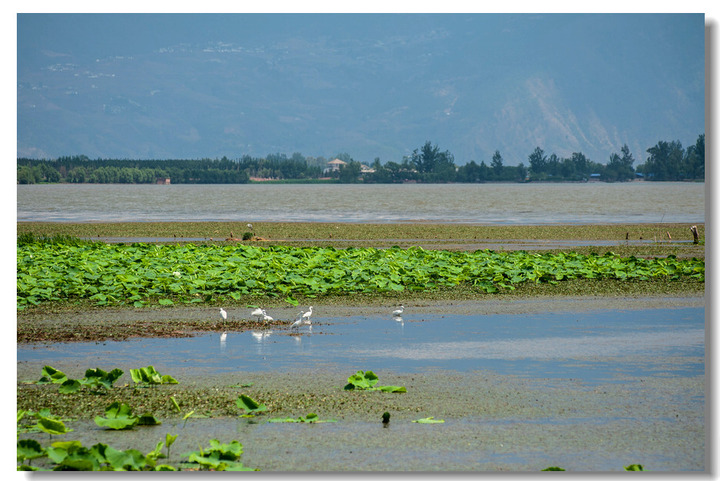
[94,402,139,430]
[236,395,267,414]
[36,416,74,435]
[17,439,46,462]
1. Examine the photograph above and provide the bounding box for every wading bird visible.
[392,305,404,317]
[251,307,264,321]
[291,307,313,330]
[291,311,304,329]
[220,308,228,320]
[262,310,273,322]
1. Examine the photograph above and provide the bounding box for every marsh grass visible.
[17,221,705,244]
[17,221,705,261]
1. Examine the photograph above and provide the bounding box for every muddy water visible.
[17,182,705,224]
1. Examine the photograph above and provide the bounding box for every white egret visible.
[392,305,404,317]
[291,311,304,329]
[262,310,273,322]
[220,308,228,320]
[247,223,253,231]
[291,308,312,330]
[250,307,264,321]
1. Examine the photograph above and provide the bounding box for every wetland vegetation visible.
[17,221,705,471]
[16,221,704,341]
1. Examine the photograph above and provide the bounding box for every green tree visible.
[683,134,705,180]
[409,141,456,182]
[372,157,382,171]
[490,150,503,178]
[546,153,561,178]
[604,144,636,182]
[528,147,547,179]
[559,157,577,179]
[641,140,685,180]
[17,165,41,184]
[516,162,528,181]
[571,152,589,178]
[338,160,362,183]
[410,141,439,174]
[457,160,484,182]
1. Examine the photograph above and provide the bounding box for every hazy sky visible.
[14,10,709,163]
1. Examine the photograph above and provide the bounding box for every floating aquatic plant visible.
[30,439,177,471]
[130,366,178,386]
[36,366,68,384]
[31,409,74,437]
[80,367,124,390]
[94,402,139,430]
[236,394,267,417]
[35,366,124,394]
[182,439,256,471]
[17,240,705,308]
[17,439,46,467]
[343,370,406,393]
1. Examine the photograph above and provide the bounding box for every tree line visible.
[17,134,704,184]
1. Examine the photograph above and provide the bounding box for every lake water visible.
[16,182,705,224]
[17,305,704,384]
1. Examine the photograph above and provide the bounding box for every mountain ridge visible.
[17,14,705,166]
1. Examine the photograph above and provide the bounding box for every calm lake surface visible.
[17,182,705,224]
[18,305,704,384]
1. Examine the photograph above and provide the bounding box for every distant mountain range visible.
[17,14,705,166]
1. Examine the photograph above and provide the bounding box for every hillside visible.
[17,14,705,165]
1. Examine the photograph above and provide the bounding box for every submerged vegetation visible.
[17,363,658,471]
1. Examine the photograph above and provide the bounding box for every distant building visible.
[156,177,171,184]
[588,173,601,182]
[326,158,347,172]
[360,164,375,174]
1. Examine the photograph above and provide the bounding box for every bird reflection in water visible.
[252,330,273,342]
[394,316,404,333]
[252,330,273,356]
[393,305,404,328]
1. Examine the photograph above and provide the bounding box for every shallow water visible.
[18,306,704,384]
[17,304,705,471]
[17,182,705,224]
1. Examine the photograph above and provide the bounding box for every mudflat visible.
[17,295,705,472]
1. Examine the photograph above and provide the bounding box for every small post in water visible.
[690,225,699,245]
